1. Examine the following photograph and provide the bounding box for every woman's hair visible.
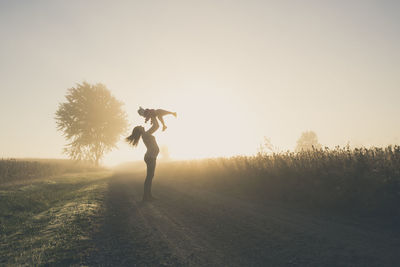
[126,126,143,147]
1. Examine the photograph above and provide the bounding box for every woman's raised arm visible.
[146,116,159,134]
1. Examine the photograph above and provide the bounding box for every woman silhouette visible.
[126,116,160,201]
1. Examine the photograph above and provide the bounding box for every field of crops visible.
[156,145,400,219]
[2,145,400,218]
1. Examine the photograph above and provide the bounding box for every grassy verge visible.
[0,171,111,265]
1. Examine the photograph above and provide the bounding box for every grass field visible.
[0,158,99,184]
[0,171,111,265]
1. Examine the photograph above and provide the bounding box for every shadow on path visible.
[84,174,183,266]
[84,173,400,267]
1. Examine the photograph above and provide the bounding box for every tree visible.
[55,82,128,165]
[295,131,322,152]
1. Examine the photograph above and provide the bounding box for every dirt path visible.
[85,174,400,266]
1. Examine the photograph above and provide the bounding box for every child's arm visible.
[142,109,155,124]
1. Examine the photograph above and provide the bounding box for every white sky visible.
[0,0,399,166]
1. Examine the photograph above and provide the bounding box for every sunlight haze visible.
[0,0,399,166]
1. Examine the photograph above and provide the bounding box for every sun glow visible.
[102,84,264,166]
[153,86,260,160]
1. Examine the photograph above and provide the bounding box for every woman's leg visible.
[144,157,156,200]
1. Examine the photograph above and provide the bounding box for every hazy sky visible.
[1,0,399,165]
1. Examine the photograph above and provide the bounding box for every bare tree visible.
[55,82,128,165]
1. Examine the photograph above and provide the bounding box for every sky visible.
[0,0,399,166]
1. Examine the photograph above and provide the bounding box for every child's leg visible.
[155,109,177,131]
[156,109,177,117]
[157,115,168,131]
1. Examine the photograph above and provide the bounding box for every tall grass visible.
[157,146,400,218]
[0,159,99,184]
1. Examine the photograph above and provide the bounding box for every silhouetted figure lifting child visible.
[126,107,177,201]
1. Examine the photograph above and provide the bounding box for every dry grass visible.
[0,158,101,184]
[156,145,400,219]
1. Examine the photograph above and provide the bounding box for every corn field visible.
[158,145,400,218]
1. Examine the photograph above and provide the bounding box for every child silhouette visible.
[138,107,177,131]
